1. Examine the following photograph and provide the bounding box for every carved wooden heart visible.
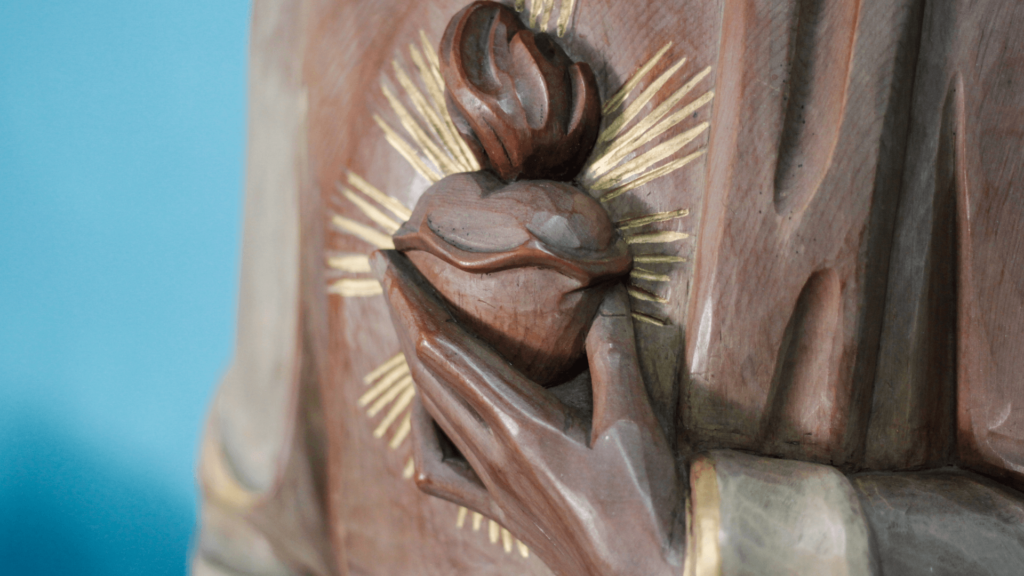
[393,171,632,386]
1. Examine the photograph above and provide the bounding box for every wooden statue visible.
[191,1,1024,575]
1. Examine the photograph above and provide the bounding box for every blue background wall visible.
[0,2,251,574]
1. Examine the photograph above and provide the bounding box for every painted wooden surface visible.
[193,0,1024,574]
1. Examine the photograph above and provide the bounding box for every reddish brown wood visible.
[375,250,683,576]
[192,0,1024,574]
[441,2,601,181]
[393,171,631,385]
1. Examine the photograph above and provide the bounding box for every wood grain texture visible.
[683,0,920,466]
[854,471,1024,575]
[309,1,718,572]
[193,0,1024,573]
[394,171,631,386]
[194,0,337,574]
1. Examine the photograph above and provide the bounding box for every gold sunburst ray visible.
[631,268,671,283]
[576,42,708,326]
[327,253,372,274]
[327,278,383,298]
[590,123,709,192]
[582,43,714,203]
[634,254,687,265]
[373,37,481,184]
[374,389,415,438]
[615,208,689,230]
[603,42,673,115]
[328,28,708,558]
[593,56,690,151]
[367,376,413,417]
[589,68,713,173]
[359,359,415,452]
[359,367,411,407]
[599,149,706,204]
[336,185,402,234]
[364,352,406,383]
[324,171,414,299]
[518,0,578,37]
[347,171,412,221]
[332,214,395,250]
[454,506,530,557]
[627,285,669,304]
[624,230,689,245]
[631,311,668,327]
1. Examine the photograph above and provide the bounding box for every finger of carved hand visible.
[417,333,571,440]
[373,249,566,437]
[585,285,663,445]
[373,250,492,454]
[410,397,494,516]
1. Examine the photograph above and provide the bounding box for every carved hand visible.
[373,249,684,576]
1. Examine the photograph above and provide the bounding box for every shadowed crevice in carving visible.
[760,268,842,460]
[772,0,859,215]
[862,62,963,471]
[844,0,927,466]
[921,79,961,468]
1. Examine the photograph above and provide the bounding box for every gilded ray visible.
[556,0,577,36]
[389,413,413,449]
[359,365,411,406]
[595,55,688,148]
[367,376,414,417]
[419,31,442,78]
[600,149,706,203]
[635,254,687,264]
[616,208,689,230]
[590,122,708,191]
[455,509,530,556]
[392,60,469,174]
[374,386,416,437]
[625,230,690,245]
[587,83,712,178]
[337,185,402,233]
[603,43,673,115]
[628,285,669,304]
[332,214,396,249]
[540,0,556,30]
[381,84,457,177]
[631,268,671,282]
[520,0,574,35]
[364,353,408,385]
[632,311,668,326]
[528,0,544,27]
[347,172,413,221]
[582,42,713,210]
[591,67,712,165]
[518,540,530,558]
[377,33,487,181]
[331,28,698,540]
[373,114,443,183]
[327,253,372,273]
[407,45,479,172]
[328,279,383,298]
